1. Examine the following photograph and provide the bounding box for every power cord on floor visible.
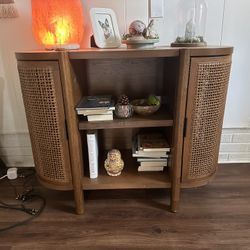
[0,167,18,180]
[0,168,46,233]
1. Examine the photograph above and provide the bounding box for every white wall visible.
[0,0,38,166]
[0,0,39,134]
[222,0,250,128]
[0,0,250,166]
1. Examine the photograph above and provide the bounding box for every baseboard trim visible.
[1,128,250,166]
[0,132,34,167]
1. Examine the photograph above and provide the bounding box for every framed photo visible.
[90,8,121,48]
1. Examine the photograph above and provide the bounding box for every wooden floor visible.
[0,164,250,250]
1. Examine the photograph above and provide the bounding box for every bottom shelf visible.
[82,150,171,190]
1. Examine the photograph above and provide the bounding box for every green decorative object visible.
[147,95,160,106]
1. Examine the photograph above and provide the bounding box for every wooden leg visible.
[171,200,179,213]
[58,53,85,215]
[171,178,181,213]
[73,187,84,215]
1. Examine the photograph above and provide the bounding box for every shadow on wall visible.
[0,77,4,144]
[0,76,5,165]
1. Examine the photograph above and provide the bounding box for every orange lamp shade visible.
[31,0,84,50]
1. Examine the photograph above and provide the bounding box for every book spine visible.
[87,113,113,121]
[138,166,164,172]
[87,131,98,179]
[140,161,167,167]
[78,110,113,116]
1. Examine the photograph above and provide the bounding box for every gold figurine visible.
[104,149,124,176]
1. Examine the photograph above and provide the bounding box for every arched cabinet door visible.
[17,61,72,190]
[182,56,232,185]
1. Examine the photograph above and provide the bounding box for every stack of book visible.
[132,133,170,172]
[76,95,115,121]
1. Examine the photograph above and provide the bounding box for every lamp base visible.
[45,43,80,50]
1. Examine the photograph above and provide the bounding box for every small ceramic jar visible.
[115,104,133,119]
[104,149,124,176]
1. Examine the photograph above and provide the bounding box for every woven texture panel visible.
[18,62,71,184]
[186,57,231,180]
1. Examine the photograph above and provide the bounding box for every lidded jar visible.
[171,0,207,47]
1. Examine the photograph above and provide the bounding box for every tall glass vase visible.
[171,0,207,47]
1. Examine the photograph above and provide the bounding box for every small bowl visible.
[131,99,160,116]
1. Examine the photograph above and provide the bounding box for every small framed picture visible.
[90,8,121,48]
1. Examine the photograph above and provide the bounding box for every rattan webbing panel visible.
[18,61,72,186]
[182,56,232,182]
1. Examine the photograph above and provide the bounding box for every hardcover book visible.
[76,96,114,111]
[132,139,168,158]
[137,133,170,152]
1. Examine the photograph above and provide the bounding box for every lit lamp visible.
[31,0,84,50]
[171,0,207,47]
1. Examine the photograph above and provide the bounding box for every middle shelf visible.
[78,107,173,130]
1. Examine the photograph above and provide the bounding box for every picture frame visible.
[90,8,121,48]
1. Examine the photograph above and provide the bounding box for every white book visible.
[137,157,168,162]
[87,113,113,122]
[134,151,168,158]
[87,130,98,179]
[77,109,114,116]
[140,161,167,167]
[138,166,164,172]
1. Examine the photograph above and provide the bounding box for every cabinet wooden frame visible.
[16,46,233,214]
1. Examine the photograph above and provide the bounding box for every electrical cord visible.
[0,175,7,180]
[0,194,46,233]
[0,169,46,233]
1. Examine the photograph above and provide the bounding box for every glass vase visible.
[171,0,207,47]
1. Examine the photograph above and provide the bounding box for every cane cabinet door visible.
[182,56,232,184]
[17,61,72,189]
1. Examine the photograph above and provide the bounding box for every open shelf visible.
[82,150,171,190]
[78,106,173,130]
[69,47,179,60]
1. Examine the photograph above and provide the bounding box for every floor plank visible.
[0,164,250,250]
